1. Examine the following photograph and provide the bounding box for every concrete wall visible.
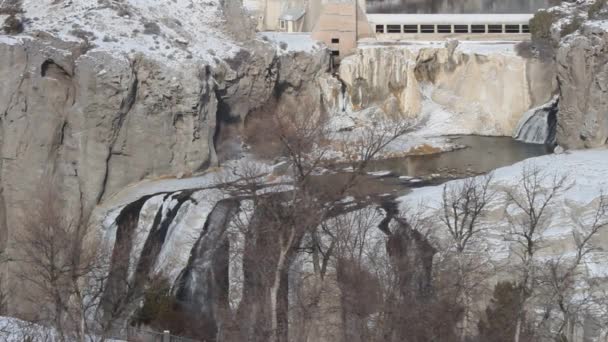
[264,0,282,31]
[312,1,372,59]
[312,3,356,59]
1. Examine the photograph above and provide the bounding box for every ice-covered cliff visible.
[329,41,556,137]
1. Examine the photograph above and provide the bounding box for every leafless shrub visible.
[534,192,608,341]
[11,180,140,341]
[435,174,496,340]
[224,94,416,342]
[503,164,571,342]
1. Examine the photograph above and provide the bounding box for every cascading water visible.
[513,97,558,145]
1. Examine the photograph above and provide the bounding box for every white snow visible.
[243,0,261,12]
[399,148,608,267]
[0,316,125,341]
[358,39,520,56]
[18,0,240,67]
[367,170,392,177]
[0,35,20,46]
[587,19,608,30]
[260,32,323,54]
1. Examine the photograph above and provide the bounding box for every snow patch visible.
[19,0,239,66]
[260,32,323,55]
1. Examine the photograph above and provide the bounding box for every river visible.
[312,135,552,199]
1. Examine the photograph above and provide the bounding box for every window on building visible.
[488,24,503,33]
[331,50,340,57]
[331,38,340,44]
[280,20,286,29]
[471,25,486,33]
[522,25,530,33]
[437,25,452,33]
[420,25,435,33]
[387,25,401,33]
[403,25,418,33]
[505,25,520,33]
[376,25,385,33]
[454,25,469,33]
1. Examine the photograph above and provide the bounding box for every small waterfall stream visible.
[513,97,558,145]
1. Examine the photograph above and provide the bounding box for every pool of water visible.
[366,135,551,179]
[314,135,551,199]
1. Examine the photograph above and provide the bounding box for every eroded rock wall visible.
[0,36,218,245]
[334,45,556,136]
[555,23,608,148]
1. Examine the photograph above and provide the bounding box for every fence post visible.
[163,330,171,342]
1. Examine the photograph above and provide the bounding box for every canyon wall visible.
[548,1,608,148]
[332,44,556,136]
[556,23,608,148]
[0,0,330,254]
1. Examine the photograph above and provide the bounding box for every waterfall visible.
[513,97,558,145]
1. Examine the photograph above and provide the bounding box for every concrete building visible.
[246,0,536,60]
[311,0,372,59]
[244,0,323,32]
[244,0,370,57]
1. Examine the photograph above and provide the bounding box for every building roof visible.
[280,7,306,21]
[366,13,534,25]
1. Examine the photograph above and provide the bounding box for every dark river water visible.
[367,135,551,179]
[314,136,551,199]
[366,0,559,14]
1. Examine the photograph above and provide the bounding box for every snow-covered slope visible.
[399,148,608,272]
[16,0,240,66]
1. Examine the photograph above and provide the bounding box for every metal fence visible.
[126,327,199,342]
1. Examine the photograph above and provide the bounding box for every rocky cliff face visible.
[549,0,608,148]
[556,24,608,148]
[0,0,329,253]
[0,36,219,244]
[332,43,556,136]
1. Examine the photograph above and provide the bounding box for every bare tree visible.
[436,174,496,341]
[535,192,608,341]
[227,97,417,342]
[503,165,571,342]
[12,181,139,342]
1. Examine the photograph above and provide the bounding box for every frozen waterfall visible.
[513,97,558,145]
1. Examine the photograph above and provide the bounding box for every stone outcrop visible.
[527,0,608,148]
[0,0,330,254]
[553,5,608,148]
[334,44,556,136]
[0,35,220,249]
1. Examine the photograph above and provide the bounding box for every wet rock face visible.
[556,24,608,148]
